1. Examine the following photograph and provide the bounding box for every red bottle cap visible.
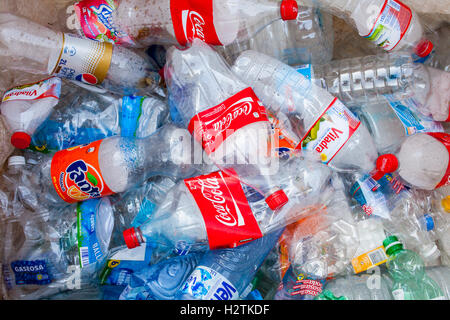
[11,132,31,149]
[372,154,399,180]
[266,189,289,210]
[415,39,434,58]
[280,0,299,20]
[123,227,141,249]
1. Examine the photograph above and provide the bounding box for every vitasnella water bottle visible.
[351,95,443,154]
[0,77,62,149]
[0,13,160,95]
[30,123,202,209]
[165,39,289,210]
[1,197,114,300]
[376,132,450,190]
[232,50,378,173]
[217,5,334,66]
[122,155,334,253]
[383,235,445,300]
[299,0,433,58]
[85,0,300,47]
[116,252,202,300]
[175,228,284,300]
[28,80,169,152]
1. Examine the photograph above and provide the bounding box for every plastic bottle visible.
[232,50,378,173]
[29,123,203,209]
[88,0,302,48]
[376,133,450,190]
[28,80,169,153]
[165,39,289,208]
[122,155,334,253]
[383,235,445,300]
[299,0,433,57]
[217,5,334,66]
[0,13,160,96]
[0,77,62,149]
[352,95,443,155]
[176,228,284,300]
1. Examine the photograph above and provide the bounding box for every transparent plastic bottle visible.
[30,123,202,209]
[176,228,284,300]
[29,80,169,152]
[383,235,445,300]
[217,5,334,66]
[103,0,299,47]
[299,0,433,57]
[0,13,160,95]
[232,50,378,173]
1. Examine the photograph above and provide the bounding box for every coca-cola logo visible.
[182,10,206,42]
[210,98,254,133]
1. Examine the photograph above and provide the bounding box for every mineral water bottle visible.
[232,50,378,173]
[299,0,433,57]
[165,39,289,208]
[0,13,160,95]
[383,235,445,300]
[217,5,334,66]
[0,77,62,149]
[376,133,450,190]
[29,80,169,152]
[176,228,284,300]
[94,0,300,47]
[30,123,201,209]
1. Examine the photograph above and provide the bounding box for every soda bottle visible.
[299,0,433,58]
[232,50,378,173]
[79,0,301,47]
[375,133,450,190]
[29,123,203,209]
[0,13,161,96]
[176,228,284,300]
[383,235,445,300]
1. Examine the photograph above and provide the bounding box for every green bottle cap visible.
[383,235,404,256]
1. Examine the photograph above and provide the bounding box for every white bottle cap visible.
[8,156,26,167]
[420,243,440,259]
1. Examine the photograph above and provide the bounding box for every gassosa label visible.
[50,140,113,203]
[298,97,360,164]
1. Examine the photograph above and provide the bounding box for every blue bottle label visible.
[77,199,104,268]
[295,64,312,81]
[120,96,144,137]
[10,260,51,285]
[180,266,239,300]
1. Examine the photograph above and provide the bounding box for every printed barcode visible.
[79,246,90,268]
[388,0,401,11]
[368,248,387,265]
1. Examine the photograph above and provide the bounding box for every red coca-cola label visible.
[184,169,263,250]
[291,279,323,297]
[170,0,222,46]
[187,87,269,155]
[428,132,450,189]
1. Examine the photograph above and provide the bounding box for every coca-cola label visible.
[428,132,450,189]
[170,0,222,46]
[298,97,360,164]
[184,169,262,250]
[187,87,269,155]
[50,140,114,203]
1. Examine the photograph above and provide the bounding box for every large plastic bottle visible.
[29,123,203,209]
[165,39,289,208]
[0,13,160,95]
[383,235,445,300]
[86,0,301,47]
[122,156,333,253]
[299,0,433,57]
[28,81,169,152]
[217,5,334,66]
[232,50,378,173]
[175,228,284,300]
[377,133,450,190]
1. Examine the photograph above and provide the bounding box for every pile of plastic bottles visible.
[0,0,449,301]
